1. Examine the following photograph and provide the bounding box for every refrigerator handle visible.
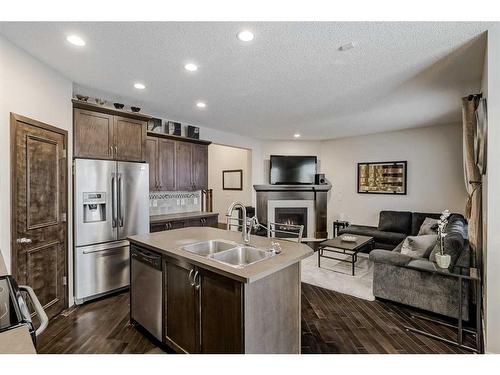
[118,173,124,227]
[111,173,117,228]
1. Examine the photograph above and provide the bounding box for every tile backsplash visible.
[149,191,202,216]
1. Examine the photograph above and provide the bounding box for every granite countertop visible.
[150,211,218,224]
[0,249,37,354]
[128,227,313,283]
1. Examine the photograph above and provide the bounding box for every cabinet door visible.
[144,137,158,190]
[150,223,165,233]
[199,269,243,353]
[74,109,114,159]
[158,139,176,191]
[169,220,186,230]
[205,216,218,228]
[176,142,193,191]
[192,144,208,190]
[165,259,198,353]
[113,116,146,162]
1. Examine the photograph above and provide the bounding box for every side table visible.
[333,220,349,237]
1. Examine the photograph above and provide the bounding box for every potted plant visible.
[435,209,451,268]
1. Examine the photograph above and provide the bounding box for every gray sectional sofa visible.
[369,214,471,320]
[338,211,442,250]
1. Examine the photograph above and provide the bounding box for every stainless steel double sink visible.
[179,240,275,268]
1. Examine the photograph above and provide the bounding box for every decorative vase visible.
[435,253,451,269]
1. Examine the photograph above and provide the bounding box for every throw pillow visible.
[418,217,439,235]
[377,211,412,234]
[400,234,438,258]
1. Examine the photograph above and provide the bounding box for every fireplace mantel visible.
[254,183,332,192]
[254,183,331,239]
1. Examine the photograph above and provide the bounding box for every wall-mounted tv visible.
[270,155,317,185]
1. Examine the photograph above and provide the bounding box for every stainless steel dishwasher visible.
[130,245,162,341]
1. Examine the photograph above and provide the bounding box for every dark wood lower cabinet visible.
[131,242,301,354]
[199,268,243,353]
[165,259,198,353]
[164,257,243,353]
[149,214,218,233]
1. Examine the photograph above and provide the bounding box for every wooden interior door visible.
[11,113,68,320]
[158,138,176,191]
[73,109,113,159]
[113,116,145,162]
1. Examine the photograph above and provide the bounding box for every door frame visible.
[10,112,69,309]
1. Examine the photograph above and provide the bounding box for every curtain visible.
[462,96,482,268]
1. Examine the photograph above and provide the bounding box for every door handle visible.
[16,238,32,244]
[118,174,124,227]
[109,146,113,157]
[188,269,195,286]
[194,271,200,290]
[114,146,118,156]
[111,175,117,228]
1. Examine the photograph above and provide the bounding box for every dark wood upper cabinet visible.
[73,109,114,159]
[113,116,146,162]
[158,139,176,191]
[191,144,208,190]
[165,259,198,353]
[73,101,147,162]
[144,137,158,190]
[175,141,193,191]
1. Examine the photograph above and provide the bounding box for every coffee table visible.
[318,235,374,276]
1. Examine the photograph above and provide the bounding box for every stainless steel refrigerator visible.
[74,159,149,304]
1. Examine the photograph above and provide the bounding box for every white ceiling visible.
[0,22,491,140]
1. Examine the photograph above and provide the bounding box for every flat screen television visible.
[270,155,317,185]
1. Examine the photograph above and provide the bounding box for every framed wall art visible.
[222,169,243,191]
[357,161,407,195]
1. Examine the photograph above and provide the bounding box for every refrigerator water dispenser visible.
[83,192,106,223]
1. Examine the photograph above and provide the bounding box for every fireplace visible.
[254,182,331,239]
[275,207,308,238]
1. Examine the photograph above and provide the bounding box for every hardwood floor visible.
[37,285,474,354]
[301,283,474,354]
[36,292,169,354]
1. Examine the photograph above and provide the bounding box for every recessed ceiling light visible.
[134,83,146,90]
[339,42,355,51]
[237,30,254,42]
[196,101,206,109]
[184,63,198,72]
[294,133,301,138]
[66,35,85,47]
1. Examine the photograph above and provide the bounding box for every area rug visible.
[301,251,375,301]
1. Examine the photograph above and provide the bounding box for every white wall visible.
[320,123,467,234]
[208,144,252,223]
[483,24,500,354]
[0,36,73,300]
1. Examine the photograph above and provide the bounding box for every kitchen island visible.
[128,227,313,354]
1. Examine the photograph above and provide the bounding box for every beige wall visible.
[320,123,467,233]
[208,144,253,223]
[483,24,500,354]
[258,124,467,236]
[0,36,73,297]
[260,140,321,184]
